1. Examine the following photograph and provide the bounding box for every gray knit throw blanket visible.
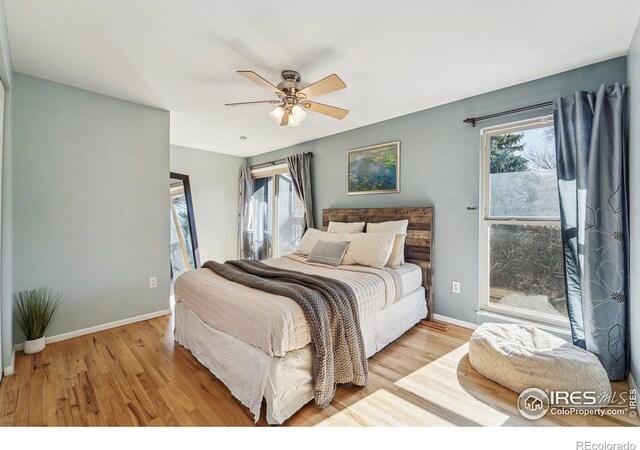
[203,259,368,408]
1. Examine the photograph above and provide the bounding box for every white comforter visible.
[174,255,403,357]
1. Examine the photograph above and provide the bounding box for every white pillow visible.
[367,220,409,268]
[367,219,409,234]
[341,231,396,269]
[383,234,407,268]
[295,229,345,256]
[327,221,365,234]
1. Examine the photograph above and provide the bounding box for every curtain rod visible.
[249,152,313,170]
[464,85,629,127]
[463,101,553,127]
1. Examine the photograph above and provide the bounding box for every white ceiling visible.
[5,1,640,157]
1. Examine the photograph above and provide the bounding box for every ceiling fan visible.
[225,70,349,127]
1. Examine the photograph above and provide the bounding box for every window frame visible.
[478,115,569,328]
[250,163,295,259]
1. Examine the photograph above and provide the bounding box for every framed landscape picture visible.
[347,141,400,195]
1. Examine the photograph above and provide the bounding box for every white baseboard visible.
[433,313,478,330]
[2,347,16,376]
[7,309,171,368]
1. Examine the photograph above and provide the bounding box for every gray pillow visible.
[306,240,350,267]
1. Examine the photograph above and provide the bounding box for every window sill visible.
[477,308,572,339]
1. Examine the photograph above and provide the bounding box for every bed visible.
[174,207,434,424]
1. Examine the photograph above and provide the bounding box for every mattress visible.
[389,262,422,297]
[174,254,404,357]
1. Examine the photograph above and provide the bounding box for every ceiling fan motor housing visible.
[277,70,302,96]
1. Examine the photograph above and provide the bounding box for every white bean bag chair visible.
[468,323,611,401]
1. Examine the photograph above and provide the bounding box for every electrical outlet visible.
[452,281,461,294]
[149,277,158,289]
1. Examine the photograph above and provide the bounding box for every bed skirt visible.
[174,286,427,424]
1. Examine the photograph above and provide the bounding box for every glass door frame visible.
[250,163,290,259]
[170,172,200,269]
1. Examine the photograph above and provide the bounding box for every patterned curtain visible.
[238,166,253,259]
[286,153,315,231]
[554,83,629,380]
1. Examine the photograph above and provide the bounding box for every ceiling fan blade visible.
[305,101,349,120]
[280,109,289,126]
[237,71,283,95]
[225,100,280,106]
[297,74,346,100]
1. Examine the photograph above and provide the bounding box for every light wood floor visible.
[0,314,637,426]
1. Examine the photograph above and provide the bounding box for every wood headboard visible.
[322,207,434,321]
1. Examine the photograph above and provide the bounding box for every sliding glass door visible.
[277,172,304,256]
[247,165,304,261]
[250,176,274,260]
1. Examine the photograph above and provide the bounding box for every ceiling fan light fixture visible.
[269,106,285,124]
[228,70,349,126]
[291,104,307,123]
[286,113,301,127]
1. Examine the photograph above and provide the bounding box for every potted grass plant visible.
[14,288,64,354]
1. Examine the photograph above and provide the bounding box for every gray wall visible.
[0,0,13,371]
[249,57,627,325]
[170,145,244,263]
[12,73,170,342]
[627,20,640,384]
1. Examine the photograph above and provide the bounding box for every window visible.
[479,116,568,326]
[248,164,304,260]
